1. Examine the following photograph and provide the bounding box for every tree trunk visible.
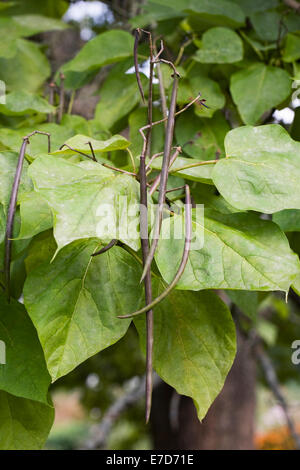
[151,327,256,450]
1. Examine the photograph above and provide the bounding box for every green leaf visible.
[62,30,134,89]
[135,285,236,421]
[231,0,278,15]
[155,209,300,293]
[28,155,142,252]
[0,293,51,404]
[0,15,67,41]
[18,191,53,240]
[230,63,291,125]
[212,125,300,213]
[0,151,32,210]
[181,64,225,118]
[194,27,243,64]
[0,123,75,157]
[0,391,54,450]
[226,290,258,320]
[95,72,147,131]
[175,109,230,159]
[0,39,50,93]
[250,10,300,42]
[184,0,245,29]
[24,242,143,381]
[52,134,130,156]
[150,155,216,184]
[283,33,300,63]
[273,210,300,233]
[0,91,55,116]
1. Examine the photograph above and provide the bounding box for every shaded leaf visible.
[230,63,291,125]
[135,284,236,420]
[150,155,216,184]
[0,292,51,404]
[52,134,130,156]
[0,391,54,450]
[0,91,55,116]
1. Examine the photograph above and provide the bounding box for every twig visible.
[141,73,179,282]
[102,163,137,177]
[119,185,191,318]
[4,131,51,299]
[57,73,65,123]
[59,143,94,160]
[87,141,97,162]
[82,374,161,450]
[175,37,193,66]
[91,239,117,257]
[254,340,300,450]
[47,82,56,123]
[67,90,75,114]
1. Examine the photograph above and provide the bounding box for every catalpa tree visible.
[0,0,300,449]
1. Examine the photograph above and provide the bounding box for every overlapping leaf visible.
[0,391,54,450]
[28,156,142,251]
[0,91,55,116]
[135,282,236,420]
[24,242,143,381]
[212,125,300,213]
[230,63,291,125]
[194,27,243,63]
[0,293,51,404]
[155,209,300,293]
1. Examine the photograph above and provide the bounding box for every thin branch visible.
[47,82,56,123]
[141,74,179,282]
[67,90,75,114]
[59,143,94,160]
[175,37,193,66]
[26,130,51,153]
[86,141,97,162]
[118,184,191,319]
[254,340,300,450]
[91,239,117,257]
[102,163,137,177]
[134,29,145,104]
[57,73,65,123]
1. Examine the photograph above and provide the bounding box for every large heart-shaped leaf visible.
[28,156,142,251]
[212,125,300,213]
[155,209,300,293]
[18,191,53,240]
[24,242,143,381]
[0,293,51,404]
[230,63,291,125]
[135,283,236,421]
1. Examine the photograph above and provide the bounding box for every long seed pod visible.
[134,29,145,104]
[118,185,192,319]
[4,138,29,299]
[91,239,117,257]
[141,73,179,282]
[57,73,65,123]
[4,131,51,300]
